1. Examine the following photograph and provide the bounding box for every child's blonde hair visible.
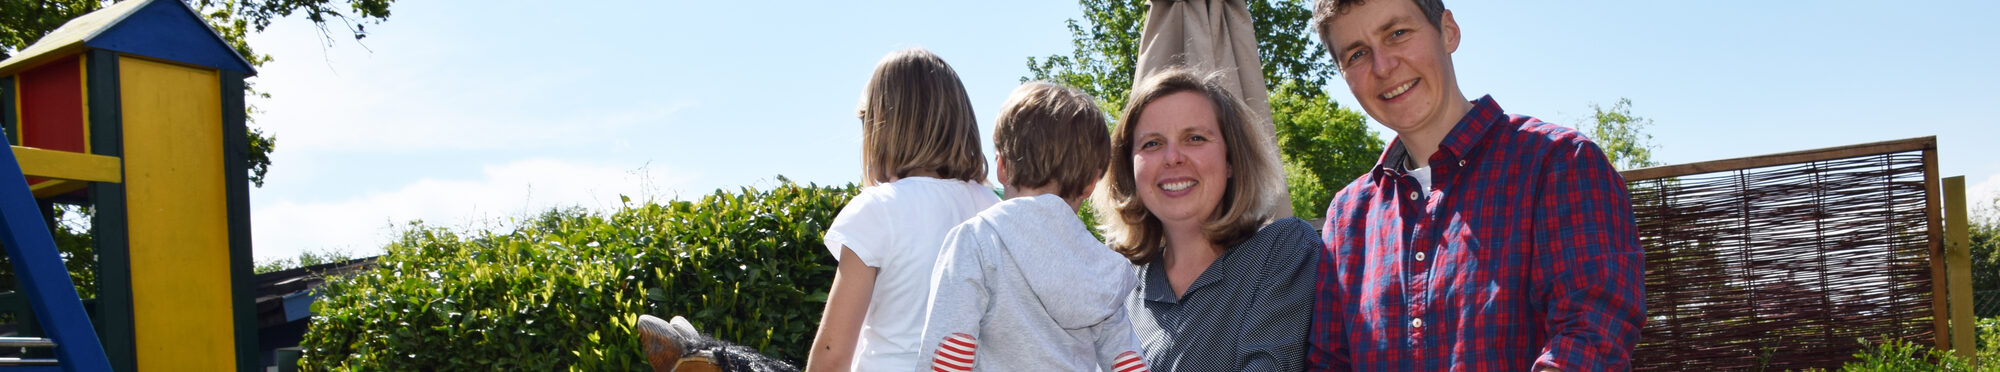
[856,47,987,186]
[992,82,1110,200]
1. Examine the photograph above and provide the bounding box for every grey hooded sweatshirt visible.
[914,194,1149,372]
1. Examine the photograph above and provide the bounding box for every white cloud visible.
[1967,171,2000,219]
[250,158,694,261]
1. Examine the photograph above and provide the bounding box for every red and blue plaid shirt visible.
[1309,96,1644,371]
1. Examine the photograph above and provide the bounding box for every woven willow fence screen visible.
[1626,137,1944,371]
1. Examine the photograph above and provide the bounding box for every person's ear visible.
[995,153,1010,185]
[1072,172,1104,208]
[1081,175,1100,199]
[1440,9,1461,53]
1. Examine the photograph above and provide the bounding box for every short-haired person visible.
[1102,68,1321,371]
[1307,0,1644,371]
[912,82,1149,372]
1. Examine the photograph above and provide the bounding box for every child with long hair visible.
[807,46,999,372]
[640,47,997,372]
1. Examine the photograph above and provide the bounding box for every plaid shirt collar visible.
[1374,95,1505,175]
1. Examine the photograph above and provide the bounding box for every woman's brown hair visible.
[1095,67,1281,265]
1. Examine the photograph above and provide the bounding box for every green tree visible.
[1273,81,1379,219]
[1972,196,1998,296]
[1025,0,1146,116]
[1027,0,1383,220]
[1579,98,1660,171]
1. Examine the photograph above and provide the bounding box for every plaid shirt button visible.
[1408,191,1419,200]
[1414,252,1426,261]
[1411,318,1424,328]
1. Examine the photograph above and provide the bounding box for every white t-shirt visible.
[822,176,999,372]
[1409,165,1434,191]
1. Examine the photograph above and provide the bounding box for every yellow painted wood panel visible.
[80,55,90,153]
[12,145,120,183]
[119,56,235,371]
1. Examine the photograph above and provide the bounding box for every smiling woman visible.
[1094,68,1321,371]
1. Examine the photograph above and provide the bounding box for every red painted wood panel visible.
[18,54,87,153]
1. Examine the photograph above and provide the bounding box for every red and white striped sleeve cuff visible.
[930,333,977,372]
[1113,351,1150,372]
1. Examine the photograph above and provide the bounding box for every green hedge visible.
[1811,317,2000,371]
[298,177,856,370]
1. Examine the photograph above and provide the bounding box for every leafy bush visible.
[298,177,856,370]
[1815,316,2000,372]
[1836,337,1978,371]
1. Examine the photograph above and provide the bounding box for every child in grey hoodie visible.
[915,82,1149,372]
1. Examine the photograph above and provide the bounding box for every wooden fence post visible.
[1923,147,1951,350]
[1942,176,1975,361]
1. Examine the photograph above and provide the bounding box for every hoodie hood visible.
[984,194,1137,330]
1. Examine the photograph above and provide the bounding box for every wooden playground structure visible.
[0,0,258,370]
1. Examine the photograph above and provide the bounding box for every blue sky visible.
[243,1,2000,261]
